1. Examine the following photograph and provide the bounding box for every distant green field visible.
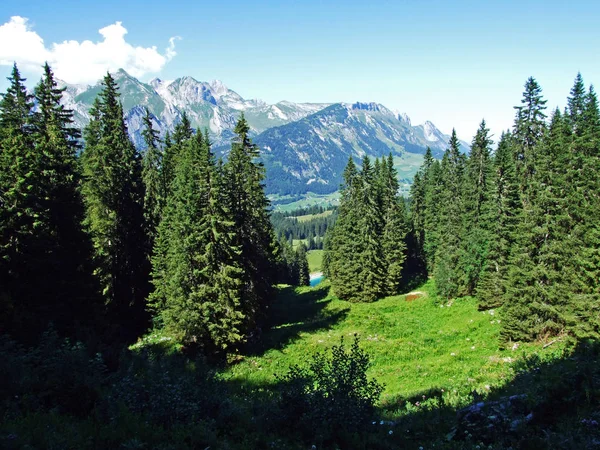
[292,209,333,223]
[269,192,340,212]
[307,249,323,273]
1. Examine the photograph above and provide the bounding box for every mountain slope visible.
[255,102,469,195]
[59,69,330,148]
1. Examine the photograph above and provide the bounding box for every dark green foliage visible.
[296,243,310,286]
[0,63,98,342]
[513,76,547,193]
[477,132,520,309]
[278,335,383,444]
[326,154,407,302]
[458,120,494,296]
[149,131,245,349]
[433,130,466,299]
[222,114,276,326]
[80,72,149,339]
[141,107,165,249]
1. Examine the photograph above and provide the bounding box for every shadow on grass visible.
[3,326,600,449]
[243,282,349,357]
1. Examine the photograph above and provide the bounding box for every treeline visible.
[323,154,408,302]
[271,205,337,250]
[325,73,600,343]
[409,74,600,342]
[0,63,306,351]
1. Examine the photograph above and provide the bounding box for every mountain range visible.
[58,69,469,195]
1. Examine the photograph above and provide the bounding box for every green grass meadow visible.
[222,280,565,417]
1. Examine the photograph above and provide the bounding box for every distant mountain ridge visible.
[58,69,330,148]
[57,69,468,195]
[255,102,469,194]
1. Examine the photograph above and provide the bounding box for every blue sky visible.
[1,0,599,141]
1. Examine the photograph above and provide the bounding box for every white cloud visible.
[0,16,180,84]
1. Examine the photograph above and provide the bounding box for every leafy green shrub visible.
[108,350,223,427]
[278,334,383,444]
[0,329,106,417]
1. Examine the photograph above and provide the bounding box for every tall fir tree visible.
[458,120,494,295]
[501,109,572,342]
[0,63,98,341]
[513,76,547,196]
[476,131,520,309]
[223,114,276,327]
[380,153,407,295]
[433,130,465,299]
[80,72,149,340]
[141,107,165,250]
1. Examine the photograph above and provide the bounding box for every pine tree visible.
[80,72,149,339]
[296,243,310,286]
[501,110,571,342]
[422,159,443,272]
[141,107,165,249]
[150,131,245,348]
[434,130,465,299]
[381,154,407,295]
[0,65,46,338]
[568,82,600,338]
[357,156,386,302]
[223,114,276,327]
[477,131,520,309]
[325,157,364,300]
[459,120,494,295]
[513,76,547,195]
[0,63,98,340]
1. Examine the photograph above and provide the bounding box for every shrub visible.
[278,334,383,444]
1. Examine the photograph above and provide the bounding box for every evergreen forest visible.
[3,63,600,449]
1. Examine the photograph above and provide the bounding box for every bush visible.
[278,334,383,444]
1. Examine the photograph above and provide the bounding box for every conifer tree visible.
[296,243,310,286]
[141,107,165,248]
[80,72,148,338]
[381,154,407,295]
[0,63,98,340]
[357,155,386,302]
[422,159,443,272]
[325,157,364,300]
[458,120,494,295]
[433,130,465,299]
[513,77,547,194]
[477,132,520,309]
[223,114,276,326]
[0,65,37,326]
[501,110,573,342]
[150,131,246,348]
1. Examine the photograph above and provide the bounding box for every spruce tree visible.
[150,131,245,348]
[141,107,165,249]
[296,243,310,286]
[513,76,547,194]
[223,114,275,327]
[459,120,494,295]
[381,154,407,295]
[0,63,98,340]
[477,131,520,309]
[433,130,465,299]
[325,157,364,300]
[357,155,386,302]
[80,72,149,339]
[501,110,571,342]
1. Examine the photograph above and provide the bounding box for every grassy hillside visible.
[224,280,564,407]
